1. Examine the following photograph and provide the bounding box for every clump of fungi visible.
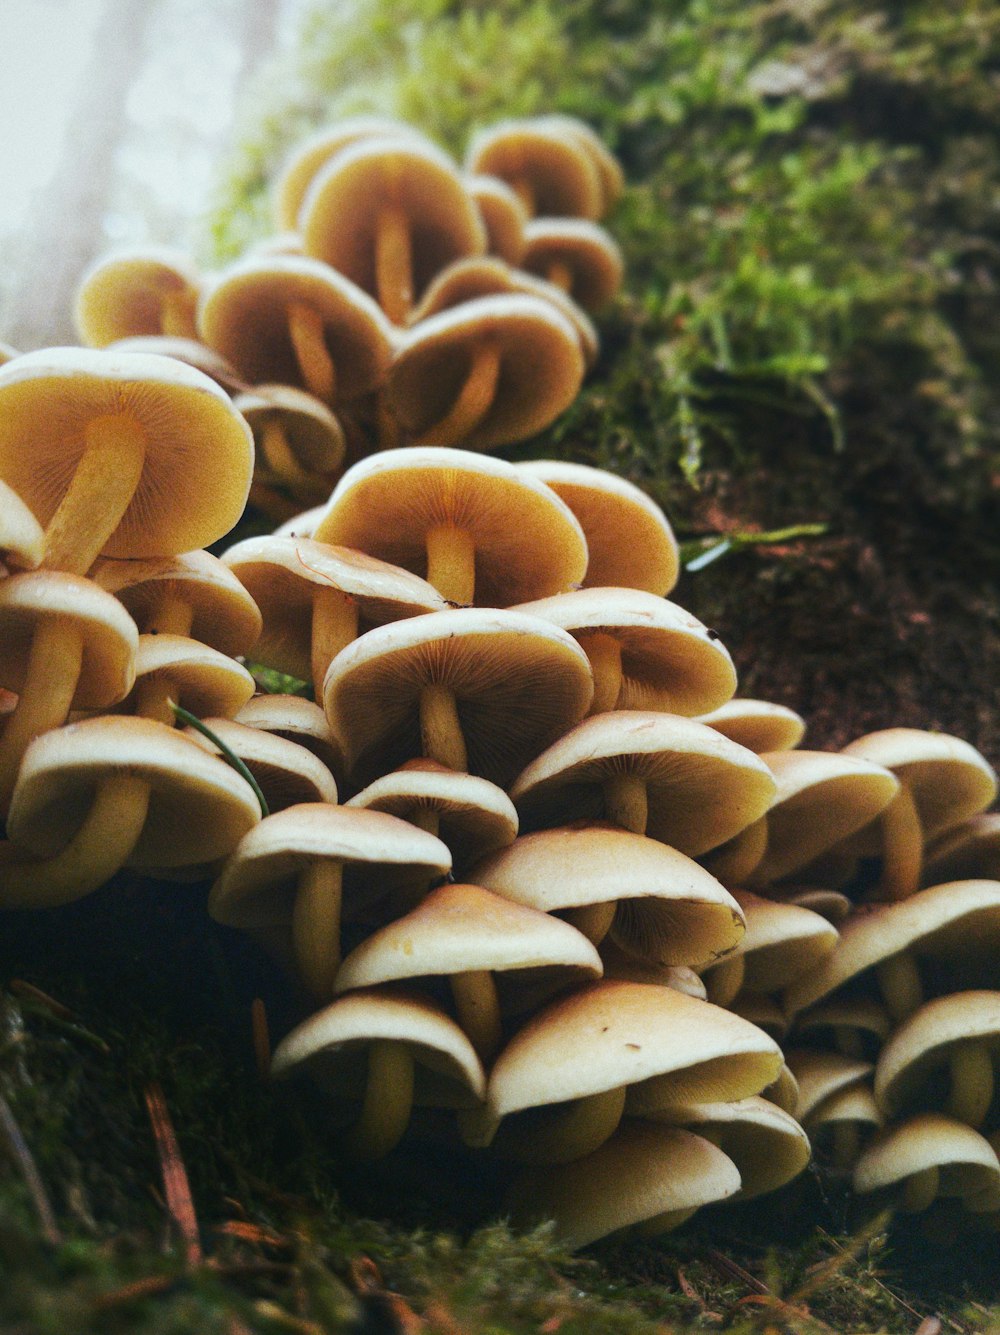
[1,112,998,1251]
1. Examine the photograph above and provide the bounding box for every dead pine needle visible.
[0,1090,62,1245]
[144,1080,202,1266]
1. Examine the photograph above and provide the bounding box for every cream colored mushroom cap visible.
[786,1050,874,1122]
[386,295,585,450]
[7,715,260,867]
[768,886,853,925]
[793,996,892,1052]
[875,991,1000,1118]
[843,727,997,842]
[487,979,782,1117]
[208,803,451,931]
[198,255,394,400]
[234,694,343,781]
[92,550,263,657]
[322,608,595,789]
[924,814,1000,885]
[511,711,776,857]
[0,348,254,559]
[749,749,900,886]
[300,137,486,304]
[508,1121,740,1249]
[122,634,256,720]
[105,335,248,395]
[235,384,346,475]
[273,505,326,540]
[804,1081,882,1136]
[516,587,737,716]
[184,717,339,811]
[599,941,708,998]
[0,480,44,571]
[516,460,679,596]
[0,571,137,707]
[784,879,1000,1016]
[729,992,789,1042]
[722,890,839,992]
[314,447,588,606]
[334,881,602,992]
[273,116,434,231]
[270,986,486,1105]
[465,119,603,220]
[647,1095,811,1199]
[471,821,745,968]
[522,217,624,311]
[696,699,807,755]
[465,174,529,263]
[74,245,200,346]
[853,1113,1000,1201]
[346,759,517,870]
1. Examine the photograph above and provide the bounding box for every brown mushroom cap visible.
[465,174,529,263]
[465,119,603,220]
[74,245,201,346]
[514,587,737,717]
[709,889,840,994]
[0,480,44,572]
[533,114,626,216]
[313,448,588,608]
[516,460,679,596]
[521,217,624,311]
[323,608,594,790]
[234,384,346,490]
[696,698,807,754]
[510,711,776,857]
[386,294,585,450]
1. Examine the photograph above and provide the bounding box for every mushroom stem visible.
[374,203,414,325]
[134,675,177,727]
[545,259,574,293]
[288,301,337,402]
[419,683,468,772]
[876,952,924,1022]
[603,772,648,835]
[831,1122,861,1170]
[901,1166,939,1213]
[562,899,617,947]
[501,1085,627,1165]
[0,772,151,908]
[703,952,745,1008]
[292,859,343,1000]
[0,619,84,814]
[311,586,360,690]
[877,785,923,901]
[577,632,622,714]
[145,591,194,638]
[425,524,477,606]
[414,342,501,447]
[511,178,535,216]
[451,969,503,1063]
[342,1039,414,1160]
[41,413,147,575]
[947,1041,994,1128]
[260,419,313,491]
[834,1026,866,1059]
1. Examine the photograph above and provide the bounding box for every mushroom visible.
[234,694,343,788]
[465,119,603,219]
[234,384,346,507]
[520,218,624,311]
[73,245,201,345]
[270,988,486,1160]
[313,447,588,607]
[801,1081,882,1172]
[119,634,256,727]
[186,717,338,813]
[464,174,528,263]
[0,348,254,576]
[104,335,248,394]
[696,698,807,754]
[923,813,1000,885]
[532,114,625,217]
[322,608,594,788]
[853,1113,1000,1215]
[0,480,44,574]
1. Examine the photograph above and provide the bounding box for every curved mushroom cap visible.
[765,885,854,925]
[270,986,486,1108]
[74,245,200,346]
[707,890,840,994]
[533,114,626,216]
[334,880,602,993]
[489,979,782,1120]
[648,1096,811,1200]
[223,535,447,683]
[515,587,737,716]
[792,996,892,1058]
[198,256,394,401]
[874,991,1000,1119]
[784,880,1000,1016]
[729,992,789,1042]
[521,218,624,311]
[6,715,260,867]
[300,137,486,308]
[470,823,745,969]
[346,759,517,871]
[697,699,807,755]
[0,342,21,367]
[516,460,679,596]
[209,803,451,932]
[235,384,346,481]
[0,481,44,572]
[465,119,603,220]
[105,335,248,395]
[842,728,997,846]
[748,750,900,886]
[923,813,1000,885]
[184,717,339,812]
[0,571,137,707]
[699,817,770,890]
[803,1081,883,1141]
[323,608,594,790]
[234,694,343,782]
[314,448,588,607]
[853,1113,1000,1204]
[273,116,434,231]
[92,550,263,657]
[273,505,326,541]
[385,294,584,450]
[465,174,529,263]
[121,634,256,720]
[786,1049,874,1123]
[599,940,708,998]
[0,348,254,561]
[508,1121,740,1249]
[511,711,776,857]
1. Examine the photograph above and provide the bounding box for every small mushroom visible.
[853,1113,1000,1215]
[697,698,807,754]
[74,245,201,345]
